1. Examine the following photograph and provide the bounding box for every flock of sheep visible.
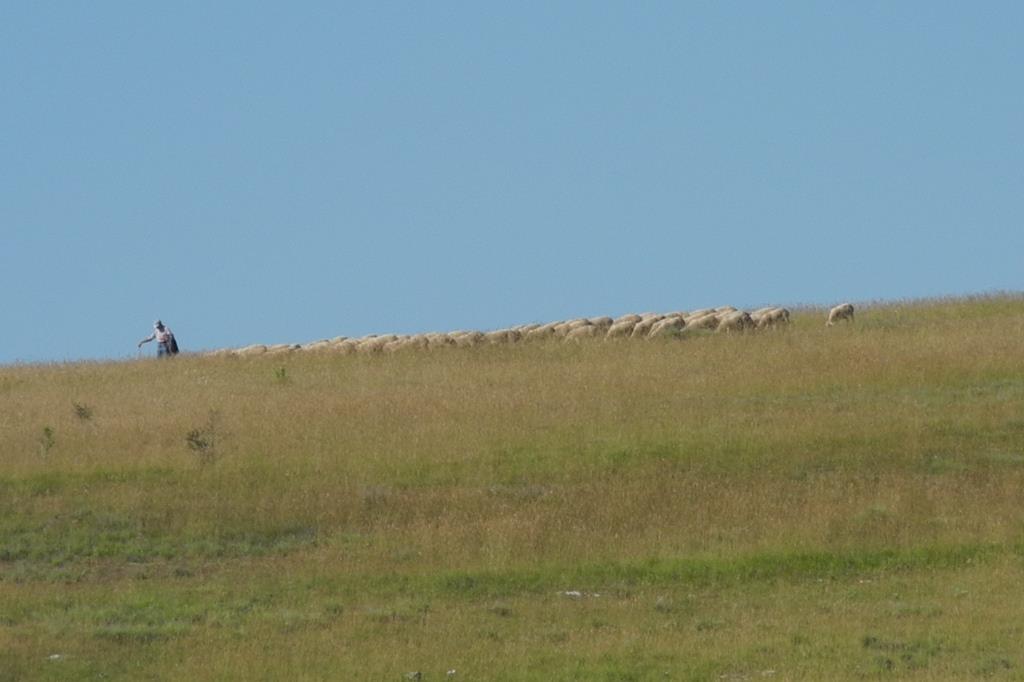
[209,303,855,358]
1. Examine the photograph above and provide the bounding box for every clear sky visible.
[2,3,1021,364]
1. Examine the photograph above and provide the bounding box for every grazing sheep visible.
[484,329,522,344]
[551,322,574,338]
[354,339,381,354]
[554,320,592,337]
[263,344,299,356]
[337,337,362,352]
[300,340,332,352]
[395,334,424,349]
[356,335,397,354]
[452,331,485,347]
[630,316,665,338]
[425,333,455,349]
[826,303,855,326]
[526,322,559,340]
[648,317,685,338]
[333,339,358,355]
[605,320,638,338]
[754,307,791,329]
[716,311,754,333]
[232,300,811,355]
[565,324,603,341]
[685,313,720,330]
[483,330,507,344]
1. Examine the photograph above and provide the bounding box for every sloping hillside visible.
[2,295,1024,679]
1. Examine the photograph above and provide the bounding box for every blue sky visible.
[2,3,1021,363]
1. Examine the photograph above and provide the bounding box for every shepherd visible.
[138,320,179,357]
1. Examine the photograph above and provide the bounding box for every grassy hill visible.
[3,295,1024,680]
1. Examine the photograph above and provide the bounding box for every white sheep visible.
[754,307,791,329]
[395,334,424,349]
[648,317,685,338]
[630,316,664,338]
[685,313,720,330]
[551,322,575,338]
[605,319,638,338]
[356,335,397,354]
[235,300,811,355]
[716,311,754,333]
[452,331,485,347]
[826,303,855,326]
[484,329,522,344]
[426,333,455,348]
[333,339,358,355]
[299,340,332,352]
[265,343,297,355]
[565,325,603,341]
[526,322,559,340]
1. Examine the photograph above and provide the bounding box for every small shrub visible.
[38,426,56,454]
[185,410,221,465]
[73,402,93,421]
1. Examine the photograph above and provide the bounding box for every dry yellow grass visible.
[2,294,1024,679]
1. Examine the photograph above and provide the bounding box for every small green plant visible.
[185,410,221,465]
[73,402,94,421]
[38,426,56,454]
[274,367,288,383]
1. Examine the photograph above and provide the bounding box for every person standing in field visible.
[138,320,178,357]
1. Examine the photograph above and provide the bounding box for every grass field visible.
[3,295,1024,680]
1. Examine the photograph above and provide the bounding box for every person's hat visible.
[154,320,163,327]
